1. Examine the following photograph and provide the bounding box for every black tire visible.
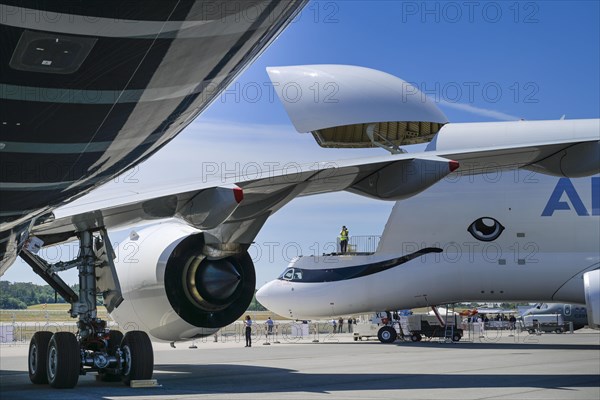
[410,334,420,342]
[353,337,358,341]
[121,331,153,386]
[28,331,53,384]
[452,334,461,342]
[98,330,124,382]
[47,332,80,388]
[528,329,535,334]
[377,326,397,344]
[107,330,124,353]
[555,328,563,334]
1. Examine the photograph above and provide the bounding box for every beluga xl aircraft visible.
[2,55,598,389]
[257,172,599,337]
[257,66,600,342]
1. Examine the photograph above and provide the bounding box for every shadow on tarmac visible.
[1,364,599,399]
[395,342,600,351]
[301,339,600,352]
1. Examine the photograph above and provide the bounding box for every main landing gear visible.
[21,229,153,388]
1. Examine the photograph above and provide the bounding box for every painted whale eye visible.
[467,217,505,242]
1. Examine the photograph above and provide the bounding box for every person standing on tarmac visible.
[244,315,253,347]
[339,226,349,253]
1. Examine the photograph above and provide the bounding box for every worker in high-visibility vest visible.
[339,226,349,253]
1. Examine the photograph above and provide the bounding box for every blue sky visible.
[3,0,599,286]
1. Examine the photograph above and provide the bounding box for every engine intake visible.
[111,223,255,341]
[165,233,255,329]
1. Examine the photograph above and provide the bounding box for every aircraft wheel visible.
[121,331,154,386]
[555,328,563,334]
[28,331,53,384]
[377,326,397,344]
[98,330,124,382]
[528,329,535,334]
[410,334,420,342]
[452,334,461,342]
[47,332,80,388]
[107,330,124,353]
[353,337,358,341]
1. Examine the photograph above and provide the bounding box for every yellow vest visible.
[340,229,348,241]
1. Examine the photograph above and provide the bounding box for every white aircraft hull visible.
[257,174,600,319]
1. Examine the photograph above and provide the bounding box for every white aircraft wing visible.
[31,152,448,246]
[31,127,599,249]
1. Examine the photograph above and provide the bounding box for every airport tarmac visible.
[1,329,599,400]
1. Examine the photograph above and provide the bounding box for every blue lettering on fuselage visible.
[542,177,599,216]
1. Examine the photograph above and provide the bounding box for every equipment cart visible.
[404,315,463,342]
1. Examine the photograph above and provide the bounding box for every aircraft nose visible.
[256,280,286,315]
[256,281,274,306]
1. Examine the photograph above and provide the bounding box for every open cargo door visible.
[267,64,448,153]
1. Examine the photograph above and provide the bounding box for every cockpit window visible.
[275,248,442,283]
[279,268,304,281]
[282,268,294,280]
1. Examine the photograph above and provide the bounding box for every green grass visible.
[0,306,286,323]
[1,304,109,322]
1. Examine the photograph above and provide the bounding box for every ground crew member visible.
[244,315,253,347]
[339,226,349,253]
[266,316,274,334]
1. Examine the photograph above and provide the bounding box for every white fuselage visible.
[257,173,600,319]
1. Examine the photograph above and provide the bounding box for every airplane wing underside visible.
[30,134,598,250]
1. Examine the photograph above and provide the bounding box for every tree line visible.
[1,281,268,311]
[0,281,79,309]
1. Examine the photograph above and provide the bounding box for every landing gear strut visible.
[21,229,153,388]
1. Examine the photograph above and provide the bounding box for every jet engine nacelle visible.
[583,270,600,330]
[110,222,255,342]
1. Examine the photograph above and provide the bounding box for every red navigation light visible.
[233,187,244,203]
[449,160,460,172]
